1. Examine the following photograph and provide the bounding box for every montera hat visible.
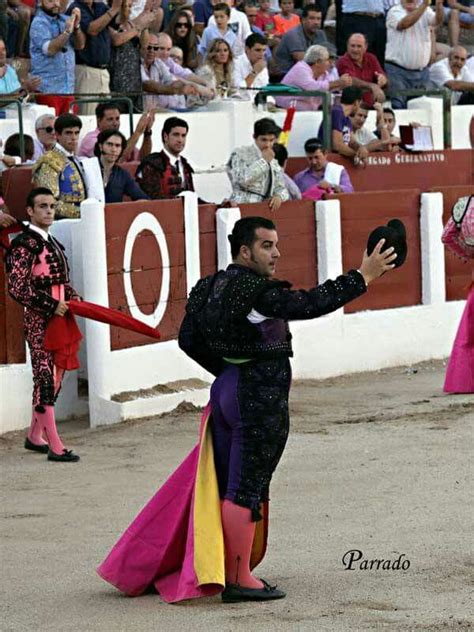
[367,219,407,268]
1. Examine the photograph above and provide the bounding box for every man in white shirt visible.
[385,0,444,108]
[429,46,474,104]
[207,0,252,56]
[232,33,269,96]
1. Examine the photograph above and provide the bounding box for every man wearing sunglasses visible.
[32,114,57,161]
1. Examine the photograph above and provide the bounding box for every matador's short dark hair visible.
[228,216,277,258]
[26,187,55,208]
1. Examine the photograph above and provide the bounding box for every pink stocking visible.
[221,500,263,589]
[35,405,66,454]
[27,406,47,445]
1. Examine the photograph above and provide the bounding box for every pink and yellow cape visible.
[97,404,268,603]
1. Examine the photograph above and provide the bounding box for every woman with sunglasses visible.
[167,9,199,70]
[94,129,150,204]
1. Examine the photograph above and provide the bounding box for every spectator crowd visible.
[0,0,473,212]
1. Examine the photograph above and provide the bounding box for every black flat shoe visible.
[221,579,286,603]
[24,437,49,454]
[47,449,80,462]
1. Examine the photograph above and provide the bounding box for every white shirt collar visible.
[162,146,181,166]
[28,223,50,241]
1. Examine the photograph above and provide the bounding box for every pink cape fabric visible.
[97,405,223,603]
[444,286,474,393]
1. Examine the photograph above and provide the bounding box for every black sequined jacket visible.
[179,264,367,376]
[6,225,78,319]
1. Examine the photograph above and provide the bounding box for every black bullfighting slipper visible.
[24,437,49,454]
[221,579,286,603]
[47,449,80,463]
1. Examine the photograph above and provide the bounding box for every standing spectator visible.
[66,0,120,115]
[272,142,302,199]
[130,0,164,34]
[243,0,272,61]
[226,117,289,210]
[445,0,474,48]
[141,32,199,110]
[294,137,354,196]
[167,9,200,70]
[109,0,154,112]
[385,0,443,109]
[232,33,269,93]
[33,113,87,219]
[274,0,300,35]
[207,0,252,56]
[336,32,387,106]
[274,4,328,76]
[276,44,352,110]
[94,130,150,203]
[195,38,234,96]
[255,0,276,36]
[29,0,86,115]
[136,117,196,199]
[199,3,240,56]
[32,114,56,160]
[6,0,31,57]
[317,86,368,162]
[429,45,474,105]
[193,0,214,36]
[337,0,386,66]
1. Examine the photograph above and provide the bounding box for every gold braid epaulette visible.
[32,148,68,179]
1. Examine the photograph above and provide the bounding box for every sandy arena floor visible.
[1,359,473,632]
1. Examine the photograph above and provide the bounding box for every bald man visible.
[336,32,387,107]
[429,46,474,105]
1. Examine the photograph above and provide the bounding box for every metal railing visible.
[255,86,333,151]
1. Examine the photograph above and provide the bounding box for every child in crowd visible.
[199,3,240,56]
[255,0,276,37]
[274,0,300,35]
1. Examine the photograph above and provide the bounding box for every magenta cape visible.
[444,286,474,393]
[97,404,269,603]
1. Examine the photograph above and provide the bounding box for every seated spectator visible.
[170,45,184,65]
[232,33,269,93]
[78,101,153,162]
[33,114,56,160]
[194,38,235,98]
[206,0,252,57]
[274,0,300,36]
[156,33,215,99]
[0,36,42,96]
[167,8,199,70]
[0,133,35,173]
[141,32,199,110]
[243,1,272,61]
[350,102,392,151]
[317,86,368,163]
[294,138,354,199]
[33,113,87,219]
[385,0,444,109]
[276,44,351,110]
[336,33,387,107]
[109,0,155,112]
[429,46,474,105]
[274,4,328,77]
[444,0,474,48]
[29,0,85,114]
[255,0,276,36]
[373,106,402,151]
[226,117,289,210]
[193,0,214,37]
[199,3,240,57]
[272,142,301,200]
[136,116,196,199]
[94,129,149,203]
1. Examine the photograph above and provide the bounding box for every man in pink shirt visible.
[336,32,387,107]
[276,44,351,110]
[78,101,153,162]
